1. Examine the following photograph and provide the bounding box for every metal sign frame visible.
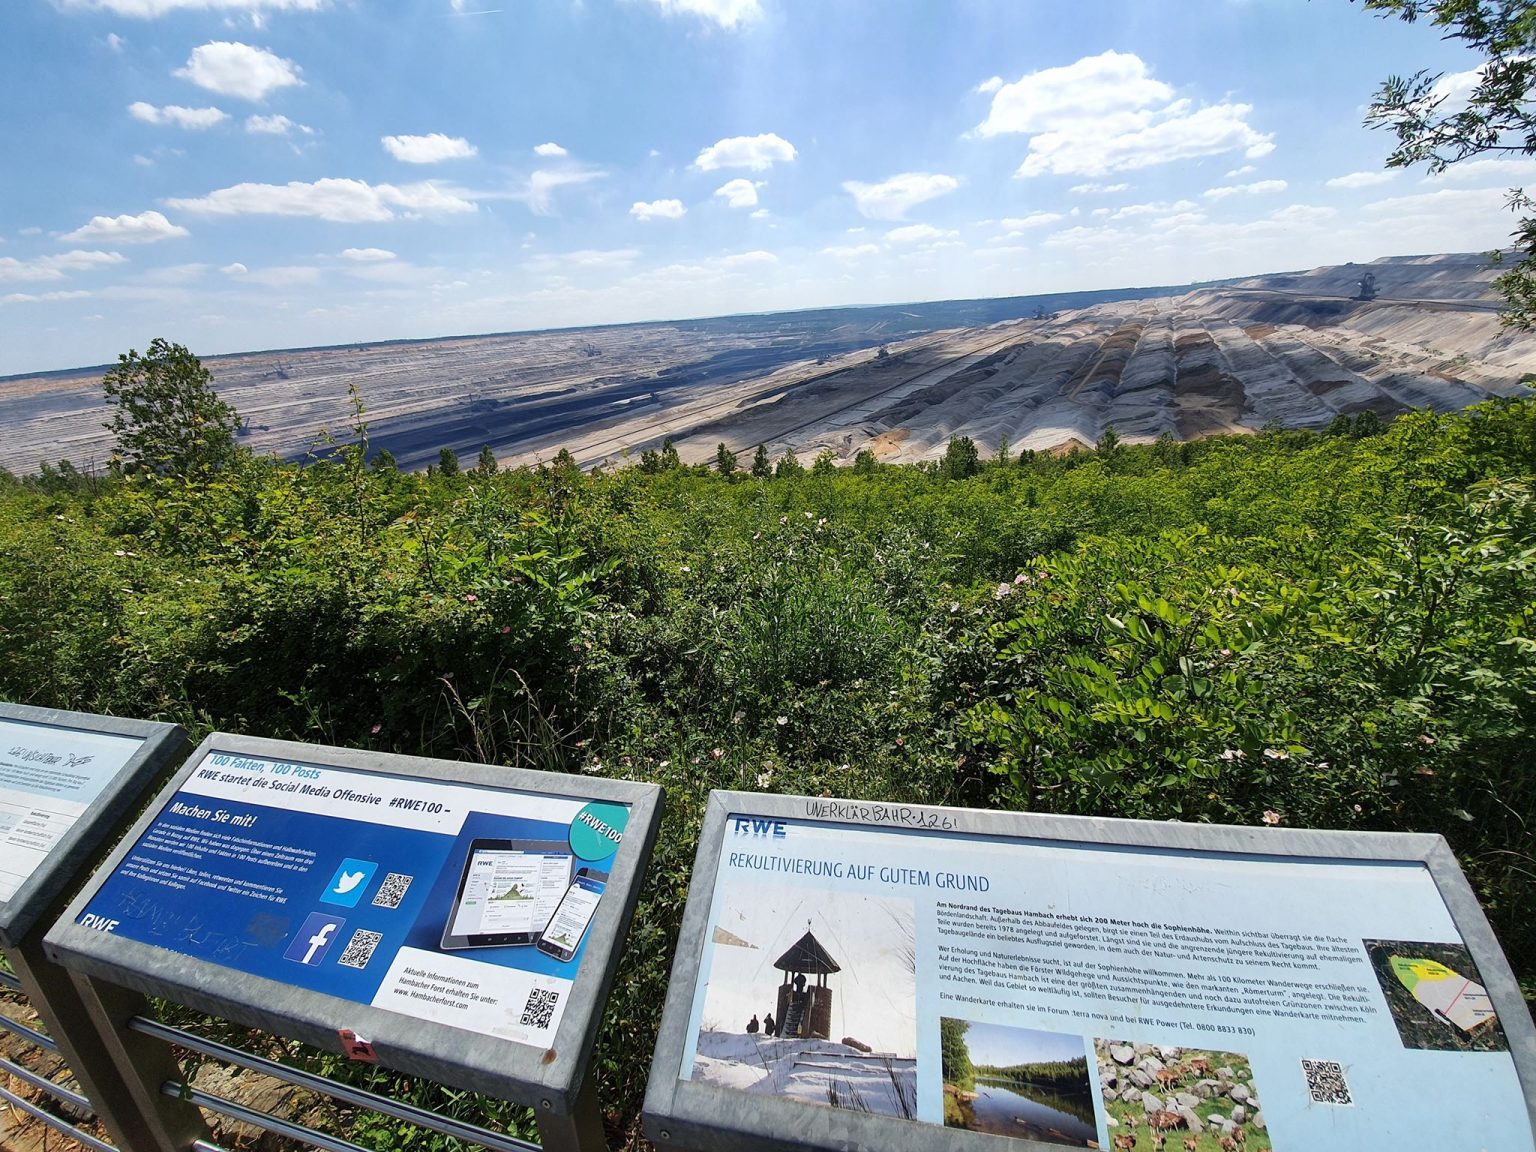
[0,702,187,949]
[643,790,1536,1152]
[45,732,663,1118]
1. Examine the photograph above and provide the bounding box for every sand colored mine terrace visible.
[1,253,1531,476]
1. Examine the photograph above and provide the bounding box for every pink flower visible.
[370,723,382,735]
[994,582,1012,600]
[1014,571,1031,585]
[500,625,511,634]
[1262,810,1282,825]
[464,594,477,602]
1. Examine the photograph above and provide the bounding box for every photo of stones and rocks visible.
[1094,1040,1272,1152]
[1362,938,1509,1053]
[941,1019,1097,1147]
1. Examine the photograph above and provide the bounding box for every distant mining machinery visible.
[1356,271,1379,301]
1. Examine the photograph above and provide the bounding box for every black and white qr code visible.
[520,988,561,1030]
[371,872,413,909]
[1301,1058,1352,1105]
[337,929,384,970]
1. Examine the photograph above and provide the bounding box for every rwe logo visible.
[731,816,786,839]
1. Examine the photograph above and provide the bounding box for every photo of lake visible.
[941,1019,1098,1147]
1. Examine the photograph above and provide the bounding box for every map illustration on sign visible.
[671,811,1534,1152]
[73,752,630,1048]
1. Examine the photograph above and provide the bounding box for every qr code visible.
[1301,1058,1352,1105]
[337,929,383,970]
[520,988,561,1030]
[371,872,413,909]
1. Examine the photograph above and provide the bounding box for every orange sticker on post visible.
[338,1028,378,1063]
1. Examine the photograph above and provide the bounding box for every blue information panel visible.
[75,750,630,1047]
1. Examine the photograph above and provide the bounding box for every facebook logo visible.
[320,858,378,908]
[284,912,345,966]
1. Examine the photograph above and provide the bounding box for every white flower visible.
[1014,571,1031,585]
[1262,748,1289,761]
[776,715,789,726]
[680,565,690,573]
[1219,749,1244,761]
[994,582,1011,599]
[756,772,773,788]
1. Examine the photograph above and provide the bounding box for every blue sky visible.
[0,0,1521,375]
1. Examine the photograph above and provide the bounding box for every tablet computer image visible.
[439,838,574,949]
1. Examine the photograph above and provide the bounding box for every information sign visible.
[45,734,661,1111]
[0,703,186,947]
[645,792,1536,1152]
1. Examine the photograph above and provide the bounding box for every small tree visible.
[811,448,837,476]
[750,443,772,478]
[1095,423,1123,460]
[852,448,879,474]
[438,447,461,476]
[715,442,738,476]
[477,444,499,474]
[994,433,1012,469]
[102,338,240,476]
[775,448,804,478]
[941,435,980,480]
[660,439,682,470]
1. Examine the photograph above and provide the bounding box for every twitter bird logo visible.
[321,858,378,907]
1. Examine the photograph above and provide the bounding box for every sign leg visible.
[537,1077,607,1152]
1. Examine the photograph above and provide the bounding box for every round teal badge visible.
[570,801,629,861]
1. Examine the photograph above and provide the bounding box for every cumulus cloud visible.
[0,250,127,282]
[842,172,959,220]
[382,133,478,163]
[60,210,189,244]
[713,178,761,208]
[1000,212,1064,231]
[533,142,568,157]
[339,247,396,262]
[166,178,477,222]
[1,290,94,305]
[1068,182,1128,194]
[885,223,957,244]
[220,262,248,274]
[246,113,310,135]
[642,0,760,28]
[520,167,605,214]
[975,76,1004,94]
[1423,157,1536,184]
[128,101,228,129]
[821,243,881,259]
[1225,164,1256,178]
[525,248,640,270]
[59,0,329,13]
[1111,199,1197,220]
[1203,179,1288,199]
[630,198,686,220]
[175,41,301,101]
[718,250,777,267]
[974,50,1272,178]
[694,133,796,171]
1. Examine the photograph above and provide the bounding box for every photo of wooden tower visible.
[773,923,840,1039]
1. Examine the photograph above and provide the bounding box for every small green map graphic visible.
[490,884,532,902]
[1389,955,1498,1034]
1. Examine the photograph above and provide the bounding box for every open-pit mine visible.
[2,252,1531,475]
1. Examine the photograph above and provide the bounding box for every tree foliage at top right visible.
[1363,0,1536,325]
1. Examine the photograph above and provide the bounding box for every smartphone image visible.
[536,868,608,962]
[440,838,573,950]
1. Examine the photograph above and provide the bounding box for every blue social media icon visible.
[321,858,378,907]
[285,912,345,966]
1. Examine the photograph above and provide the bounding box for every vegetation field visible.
[2,389,1534,1149]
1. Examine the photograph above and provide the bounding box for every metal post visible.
[45,965,211,1152]
[535,1076,607,1152]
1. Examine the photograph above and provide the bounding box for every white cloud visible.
[246,113,310,135]
[526,248,639,270]
[976,76,1003,94]
[694,133,796,171]
[718,250,777,267]
[60,210,189,244]
[1423,157,1536,184]
[1225,164,1256,178]
[382,133,478,163]
[521,168,605,215]
[220,262,248,274]
[1267,204,1335,225]
[339,247,396,262]
[1362,185,1510,220]
[750,208,770,219]
[128,101,228,129]
[1431,65,1483,109]
[713,178,761,208]
[1,290,93,305]
[105,32,126,49]
[885,223,957,244]
[0,250,127,282]
[175,42,301,101]
[1203,179,1288,199]
[821,243,881,259]
[630,198,686,220]
[533,142,568,157]
[166,178,477,222]
[975,51,1273,178]
[842,172,959,220]
[1112,199,1197,220]
[59,0,329,13]
[1000,212,1064,231]
[1068,182,1128,194]
[642,0,760,28]
[240,264,322,287]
